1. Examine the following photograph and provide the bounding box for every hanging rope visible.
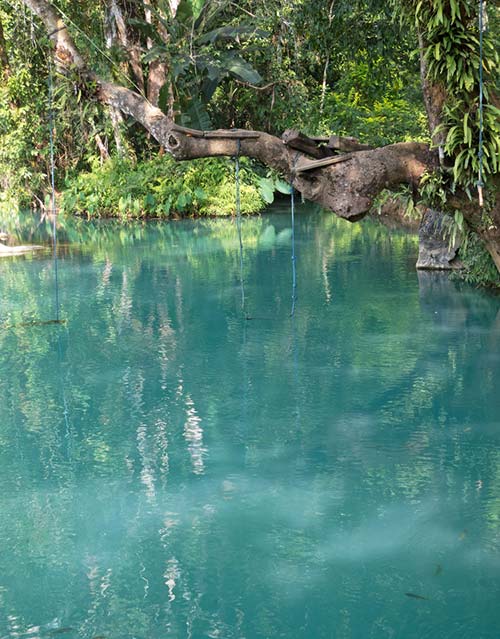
[290,157,301,432]
[290,152,300,317]
[48,56,61,321]
[48,55,72,452]
[477,0,485,207]
[290,184,297,317]
[234,138,248,317]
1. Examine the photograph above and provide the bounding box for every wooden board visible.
[170,123,260,139]
[294,153,354,173]
[327,135,372,152]
[203,130,260,139]
[282,129,332,159]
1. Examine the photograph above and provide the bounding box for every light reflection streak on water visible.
[183,395,207,475]
[155,418,170,487]
[137,424,156,503]
[164,557,180,603]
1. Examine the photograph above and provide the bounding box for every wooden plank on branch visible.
[294,153,354,173]
[327,135,373,152]
[203,130,260,139]
[170,123,260,139]
[170,123,205,137]
[282,129,332,159]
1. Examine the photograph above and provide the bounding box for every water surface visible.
[1,206,499,638]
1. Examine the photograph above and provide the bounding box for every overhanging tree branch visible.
[21,0,438,222]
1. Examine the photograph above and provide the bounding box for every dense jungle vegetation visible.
[0,0,499,286]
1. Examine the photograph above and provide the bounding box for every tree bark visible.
[0,18,10,74]
[144,0,168,107]
[22,0,86,71]
[106,0,145,94]
[417,29,447,163]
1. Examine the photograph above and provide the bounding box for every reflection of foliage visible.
[0,208,499,637]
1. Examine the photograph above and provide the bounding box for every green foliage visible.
[454,231,500,289]
[132,0,266,129]
[418,168,450,209]
[372,185,420,222]
[0,0,432,215]
[399,0,499,191]
[257,173,292,204]
[0,9,49,211]
[60,154,265,218]
[307,90,428,146]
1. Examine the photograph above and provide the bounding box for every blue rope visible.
[477,0,485,206]
[290,153,300,317]
[290,184,297,317]
[48,56,72,452]
[290,160,300,430]
[48,57,60,320]
[235,139,247,315]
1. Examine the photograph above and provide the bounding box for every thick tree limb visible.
[22,0,438,223]
[22,0,86,71]
[281,130,373,159]
[164,123,436,221]
[16,0,500,276]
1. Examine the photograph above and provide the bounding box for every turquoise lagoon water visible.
[0,206,499,638]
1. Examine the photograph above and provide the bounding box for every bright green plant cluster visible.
[60,154,266,219]
[416,0,499,191]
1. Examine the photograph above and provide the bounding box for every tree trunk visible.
[106,0,144,94]
[417,29,447,163]
[144,0,168,108]
[0,18,10,74]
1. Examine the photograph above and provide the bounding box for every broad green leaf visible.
[143,45,167,64]
[221,53,262,85]
[258,178,275,204]
[128,17,160,43]
[173,56,191,79]
[190,0,206,20]
[198,26,267,44]
[274,179,292,195]
[176,0,194,23]
[185,95,212,130]
[463,113,469,144]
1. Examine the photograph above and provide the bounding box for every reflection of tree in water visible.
[0,209,499,637]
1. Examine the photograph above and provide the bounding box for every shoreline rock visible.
[0,243,45,256]
[416,208,462,270]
